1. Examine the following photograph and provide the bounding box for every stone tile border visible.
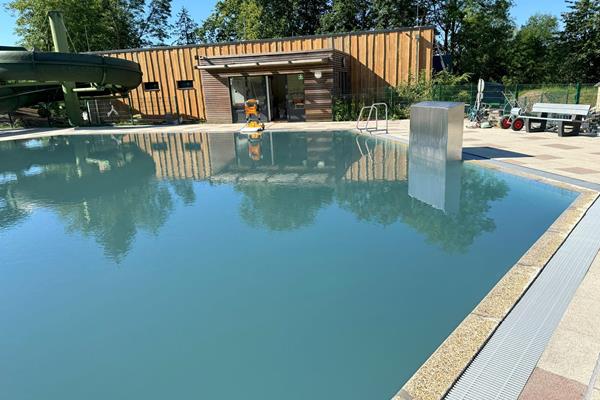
[392,157,599,400]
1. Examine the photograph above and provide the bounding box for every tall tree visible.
[142,0,173,46]
[196,0,254,42]
[557,0,600,83]
[425,0,465,56]
[6,0,173,50]
[6,0,139,51]
[172,6,199,45]
[319,0,373,33]
[197,0,331,42]
[507,14,559,83]
[451,0,514,81]
[371,0,418,29]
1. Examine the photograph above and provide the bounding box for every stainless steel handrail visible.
[356,102,388,134]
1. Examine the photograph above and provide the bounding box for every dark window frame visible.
[143,81,160,91]
[177,80,194,90]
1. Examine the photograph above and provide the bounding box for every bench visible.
[523,103,591,136]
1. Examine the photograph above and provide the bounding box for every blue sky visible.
[0,0,571,46]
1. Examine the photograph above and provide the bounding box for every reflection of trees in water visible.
[53,180,173,262]
[1,133,510,258]
[171,180,196,205]
[236,166,508,253]
[336,166,508,252]
[236,184,334,231]
[0,138,181,261]
[0,184,29,229]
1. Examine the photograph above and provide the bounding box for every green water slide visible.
[0,11,142,125]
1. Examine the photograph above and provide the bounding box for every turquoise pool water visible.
[0,131,575,400]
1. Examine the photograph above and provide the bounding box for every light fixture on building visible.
[314,70,322,79]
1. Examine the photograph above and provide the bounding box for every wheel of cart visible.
[499,107,525,131]
[511,116,525,131]
[499,91,527,131]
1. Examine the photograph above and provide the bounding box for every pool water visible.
[0,131,576,400]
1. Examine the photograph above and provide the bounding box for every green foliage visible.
[5,0,173,51]
[333,72,472,121]
[197,0,330,42]
[557,0,600,83]
[319,0,372,33]
[370,0,417,29]
[452,0,514,81]
[7,0,598,85]
[505,14,560,84]
[172,6,199,45]
[143,0,172,46]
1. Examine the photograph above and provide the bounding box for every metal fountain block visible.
[409,101,464,161]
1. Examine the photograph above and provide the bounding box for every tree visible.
[557,0,600,83]
[319,0,374,33]
[197,0,331,42]
[452,0,515,81]
[371,0,417,29]
[507,14,559,83]
[6,0,140,51]
[172,6,199,45]
[196,0,248,42]
[6,0,173,51]
[424,0,465,56]
[143,0,172,46]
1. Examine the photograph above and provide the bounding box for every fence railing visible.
[332,83,599,121]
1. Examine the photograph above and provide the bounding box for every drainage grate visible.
[446,198,600,400]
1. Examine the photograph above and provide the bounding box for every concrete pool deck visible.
[1,120,599,399]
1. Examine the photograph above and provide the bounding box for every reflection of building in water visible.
[343,138,407,182]
[408,156,462,214]
[123,133,215,180]
[123,131,407,183]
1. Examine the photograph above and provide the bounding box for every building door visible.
[268,74,305,122]
[286,74,305,122]
[229,76,269,123]
[269,75,288,121]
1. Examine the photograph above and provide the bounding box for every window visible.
[184,142,201,151]
[151,142,168,151]
[177,80,194,90]
[143,81,160,91]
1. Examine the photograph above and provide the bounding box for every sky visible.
[0,0,572,47]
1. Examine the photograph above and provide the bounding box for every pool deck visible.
[2,120,600,399]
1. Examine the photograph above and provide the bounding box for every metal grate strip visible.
[446,198,600,400]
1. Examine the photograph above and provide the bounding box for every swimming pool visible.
[0,131,576,400]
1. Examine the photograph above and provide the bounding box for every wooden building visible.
[101,27,434,124]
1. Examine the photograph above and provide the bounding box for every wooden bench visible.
[523,103,591,136]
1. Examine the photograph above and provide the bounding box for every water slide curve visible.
[0,45,142,115]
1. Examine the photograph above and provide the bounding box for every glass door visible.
[286,74,305,122]
[229,76,269,123]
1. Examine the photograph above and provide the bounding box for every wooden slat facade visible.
[100,26,434,123]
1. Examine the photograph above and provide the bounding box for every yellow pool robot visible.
[240,98,265,135]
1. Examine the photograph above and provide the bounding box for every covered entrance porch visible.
[229,73,306,123]
[196,49,349,124]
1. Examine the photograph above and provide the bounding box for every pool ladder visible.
[356,102,388,134]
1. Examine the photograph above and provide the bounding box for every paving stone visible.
[558,167,600,175]
[544,143,582,150]
[519,367,586,400]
